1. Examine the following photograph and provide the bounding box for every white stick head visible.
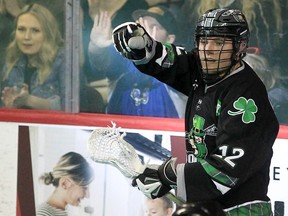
[87,122,145,178]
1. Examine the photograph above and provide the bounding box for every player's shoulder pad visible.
[175,45,188,55]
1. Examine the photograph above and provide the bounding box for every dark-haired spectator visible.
[0,0,23,74]
[89,6,187,117]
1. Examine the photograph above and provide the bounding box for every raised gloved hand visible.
[112,22,156,63]
[132,157,177,199]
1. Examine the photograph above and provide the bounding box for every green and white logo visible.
[216,99,221,116]
[228,97,258,124]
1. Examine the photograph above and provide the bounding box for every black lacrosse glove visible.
[132,157,177,199]
[112,22,156,63]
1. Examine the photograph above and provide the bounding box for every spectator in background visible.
[89,6,187,117]
[80,0,149,83]
[144,195,174,216]
[87,0,149,28]
[244,53,288,125]
[36,152,94,216]
[0,0,23,74]
[85,0,183,30]
[81,0,184,110]
[78,0,150,112]
[0,3,66,110]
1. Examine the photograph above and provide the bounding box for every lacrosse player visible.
[112,8,279,215]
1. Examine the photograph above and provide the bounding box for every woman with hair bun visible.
[36,152,94,216]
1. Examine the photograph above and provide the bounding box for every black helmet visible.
[195,8,249,48]
[172,201,225,216]
[194,8,250,84]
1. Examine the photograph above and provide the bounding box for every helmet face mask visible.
[198,36,234,83]
[194,8,250,84]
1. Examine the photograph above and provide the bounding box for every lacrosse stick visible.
[87,121,185,206]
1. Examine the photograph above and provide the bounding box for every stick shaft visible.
[166,192,185,206]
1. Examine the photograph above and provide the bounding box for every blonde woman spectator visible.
[1,3,65,110]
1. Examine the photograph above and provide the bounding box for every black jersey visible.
[135,42,279,210]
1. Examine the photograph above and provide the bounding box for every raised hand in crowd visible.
[89,10,112,49]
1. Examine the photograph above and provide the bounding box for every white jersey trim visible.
[223,200,271,212]
[212,179,231,194]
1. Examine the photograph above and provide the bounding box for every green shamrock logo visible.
[228,97,258,124]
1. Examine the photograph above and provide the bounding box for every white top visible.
[36,202,68,216]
